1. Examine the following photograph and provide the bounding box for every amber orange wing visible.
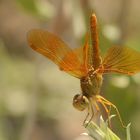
[72,33,90,71]
[27,29,87,78]
[102,46,140,75]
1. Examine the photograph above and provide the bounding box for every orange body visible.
[27,14,140,126]
[80,14,103,98]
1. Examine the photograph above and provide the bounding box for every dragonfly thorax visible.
[80,70,103,97]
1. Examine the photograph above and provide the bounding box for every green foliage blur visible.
[0,0,140,140]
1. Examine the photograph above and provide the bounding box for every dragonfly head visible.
[73,94,89,111]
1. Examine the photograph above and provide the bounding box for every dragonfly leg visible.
[96,95,126,128]
[84,100,95,127]
[89,99,94,123]
[83,106,90,126]
[97,98,112,127]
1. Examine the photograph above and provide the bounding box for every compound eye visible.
[81,96,87,104]
[82,96,89,105]
[73,94,89,111]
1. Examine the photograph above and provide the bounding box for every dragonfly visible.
[27,14,140,127]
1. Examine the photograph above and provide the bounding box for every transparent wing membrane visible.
[103,46,140,75]
[27,29,88,78]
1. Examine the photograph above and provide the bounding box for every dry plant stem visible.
[20,92,38,140]
[20,61,41,140]
[118,0,131,44]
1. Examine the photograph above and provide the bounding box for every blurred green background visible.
[0,0,140,140]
